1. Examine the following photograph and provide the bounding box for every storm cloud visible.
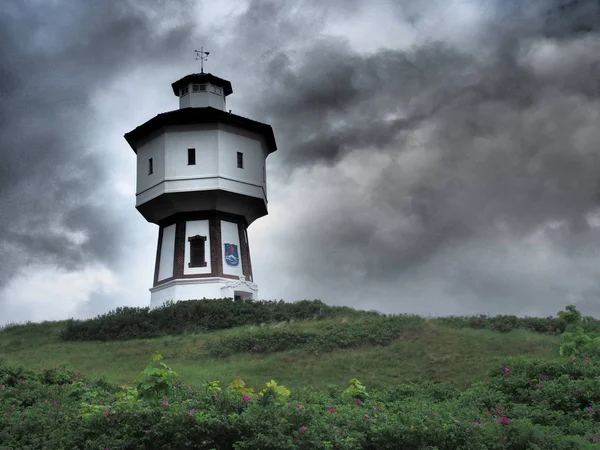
[236,0,600,316]
[1,0,600,322]
[0,0,196,318]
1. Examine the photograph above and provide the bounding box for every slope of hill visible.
[0,306,559,390]
[2,301,600,449]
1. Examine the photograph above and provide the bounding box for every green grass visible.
[0,317,559,391]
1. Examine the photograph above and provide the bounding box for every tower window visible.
[188,235,207,268]
[180,86,189,96]
[188,148,196,165]
[192,84,206,92]
[237,152,243,169]
[148,158,153,175]
[212,85,222,95]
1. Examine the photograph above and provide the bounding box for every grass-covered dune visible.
[0,299,566,390]
[2,301,600,448]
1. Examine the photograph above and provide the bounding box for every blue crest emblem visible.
[224,243,239,267]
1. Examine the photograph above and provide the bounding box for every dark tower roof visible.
[124,107,277,154]
[171,73,233,96]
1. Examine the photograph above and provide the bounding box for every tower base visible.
[149,277,258,309]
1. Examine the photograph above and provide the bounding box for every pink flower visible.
[328,406,335,413]
[503,367,511,375]
[300,425,307,432]
[104,409,111,416]
[589,407,595,414]
[497,417,510,425]
[242,395,251,402]
[189,409,196,415]
[377,407,383,412]
[355,398,362,405]
[364,414,370,419]
[297,404,304,409]
[591,436,598,442]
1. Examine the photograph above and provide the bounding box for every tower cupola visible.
[171,73,233,110]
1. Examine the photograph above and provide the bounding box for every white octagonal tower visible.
[124,72,277,308]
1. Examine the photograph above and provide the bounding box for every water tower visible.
[124,56,277,308]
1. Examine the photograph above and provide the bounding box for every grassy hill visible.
[0,306,560,390]
[3,300,600,449]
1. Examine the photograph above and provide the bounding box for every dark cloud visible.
[0,1,195,296]
[234,0,600,315]
[2,0,600,321]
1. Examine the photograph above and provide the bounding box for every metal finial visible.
[194,47,210,74]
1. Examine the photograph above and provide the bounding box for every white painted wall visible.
[164,126,219,178]
[151,279,225,308]
[221,220,243,277]
[150,277,258,309]
[184,220,211,275]
[217,125,267,195]
[136,133,165,194]
[136,126,269,209]
[178,83,226,110]
[157,224,176,281]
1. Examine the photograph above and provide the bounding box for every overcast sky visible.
[1,0,599,323]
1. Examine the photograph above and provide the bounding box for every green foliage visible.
[558,305,583,326]
[204,315,424,357]
[433,313,566,334]
[59,299,366,342]
[3,353,600,449]
[431,305,600,338]
[4,304,600,448]
[133,352,179,403]
[229,376,255,396]
[259,379,291,405]
[560,327,600,358]
[342,379,368,402]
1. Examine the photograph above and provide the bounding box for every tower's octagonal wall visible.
[134,123,269,225]
[123,72,276,307]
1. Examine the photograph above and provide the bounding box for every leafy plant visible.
[560,327,600,358]
[342,378,368,402]
[259,379,291,405]
[133,352,179,403]
[3,352,600,449]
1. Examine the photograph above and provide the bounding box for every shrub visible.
[560,327,600,358]
[203,315,424,357]
[59,299,366,342]
[2,354,599,449]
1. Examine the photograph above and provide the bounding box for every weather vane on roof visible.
[195,47,210,74]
